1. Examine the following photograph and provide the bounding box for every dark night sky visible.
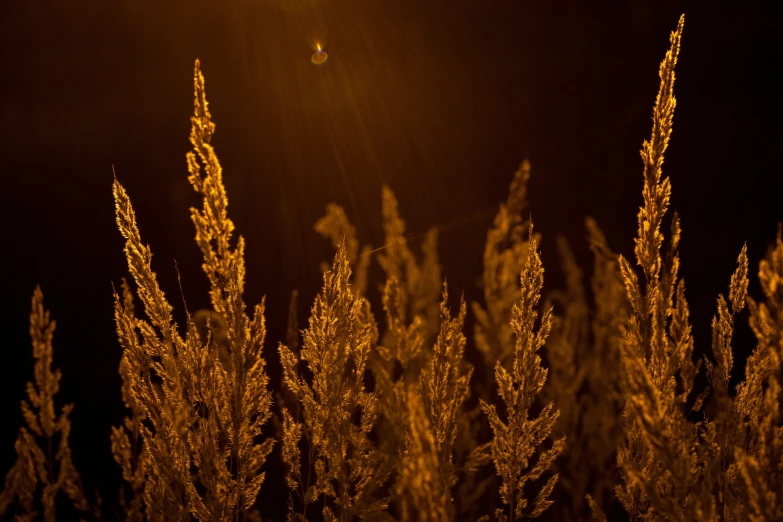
[0,0,781,520]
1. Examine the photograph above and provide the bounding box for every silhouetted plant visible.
[0,286,90,522]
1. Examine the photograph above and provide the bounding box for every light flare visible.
[311,43,328,65]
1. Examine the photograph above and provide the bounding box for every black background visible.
[1,0,780,520]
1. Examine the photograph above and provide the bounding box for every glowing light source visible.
[311,43,328,65]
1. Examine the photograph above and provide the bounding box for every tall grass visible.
[2,12,782,522]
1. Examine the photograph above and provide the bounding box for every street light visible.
[311,42,328,65]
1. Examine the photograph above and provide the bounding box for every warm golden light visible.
[311,44,327,65]
[10,14,775,522]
